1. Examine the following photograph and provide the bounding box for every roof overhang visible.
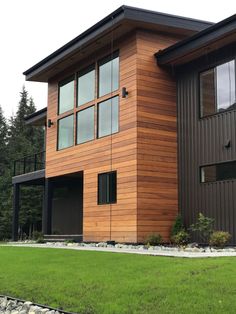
[155,14,236,67]
[23,5,213,82]
[24,107,47,126]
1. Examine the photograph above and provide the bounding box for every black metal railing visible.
[13,151,45,176]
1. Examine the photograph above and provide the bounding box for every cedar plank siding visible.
[136,30,183,242]
[46,33,138,243]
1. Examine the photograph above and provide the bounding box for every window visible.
[77,65,95,106]
[58,115,74,150]
[77,106,94,144]
[98,171,117,204]
[200,60,236,117]
[201,161,236,183]
[98,96,119,138]
[98,52,119,97]
[58,78,74,114]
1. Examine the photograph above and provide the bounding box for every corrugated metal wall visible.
[177,45,236,244]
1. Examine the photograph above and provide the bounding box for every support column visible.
[42,178,53,235]
[12,183,20,241]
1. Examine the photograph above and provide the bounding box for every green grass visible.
[0,247,236,313]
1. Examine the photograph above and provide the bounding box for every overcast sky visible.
[0,0,235,118]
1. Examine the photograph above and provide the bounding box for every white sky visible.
[0,0,235,118]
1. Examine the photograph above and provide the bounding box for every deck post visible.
[12,183,20,241]
[43,178,53,235]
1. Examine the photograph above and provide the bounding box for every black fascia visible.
[155,14,236,65]
[24,107,47,125]
[23,5,213,81]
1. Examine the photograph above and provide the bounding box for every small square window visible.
[98,171,117,205]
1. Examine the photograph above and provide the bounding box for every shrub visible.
[171,214,184,237]
[171,230,190,246]
[32,231,43,241]
[36,237,46,244]
[209,231,231,248]
[145,233,162,246]
[189,213,214,244]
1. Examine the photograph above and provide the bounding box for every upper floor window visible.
[77,65,95,107]
[77,106,95,144]
[58,77,74,114]
[58,115,74,150]
[200,60,236,117]
[98,96,119,138]
[98,52,119,97]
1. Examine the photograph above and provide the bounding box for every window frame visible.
[98,171,117,205]
[199,58,236,119]
[200,160,236,183]
[57,114,74,151]
[76,105,95,145]
[77,63,96,108]
[58,75,75,115]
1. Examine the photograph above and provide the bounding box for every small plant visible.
[171,214,184,237]
[145,233,162,246]
[209,231,231,248]
[190,213,214,244]
[171,230,190,246]
[32,231,43,241]
[36,237,46,244]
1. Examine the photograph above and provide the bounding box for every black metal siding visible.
[177,45,236,243]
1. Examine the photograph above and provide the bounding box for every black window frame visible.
[58,75,75,115]
[98,171,117,205]
[200,160,236,183]
[76,105,95,145]
[57,114,74,151]
[199,58,236,119]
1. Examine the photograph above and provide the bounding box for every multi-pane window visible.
[200,60,236,117]
[77,106,94,144]
[58,115,74,150]
[57,52,119,150]
[98,52,119,97]
[201,161,236,183]
[98,171,117,205]
[58,78,74,114]
[77,65,95,106]
[98,96,119,138]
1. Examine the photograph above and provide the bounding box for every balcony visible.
[13,151,45,177]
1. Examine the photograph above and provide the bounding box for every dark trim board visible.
[12,170,45,185]
[25,107,47,126]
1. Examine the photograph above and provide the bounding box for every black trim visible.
[24,107,47,125]
[200,160,236,183]
[23,5,212,81]
[156,14,236,66]
[98,171,117,205]
[12,169,45,185]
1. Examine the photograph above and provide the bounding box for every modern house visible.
[12,6,236,243]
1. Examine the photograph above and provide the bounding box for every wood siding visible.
[46,33,138,243]
[136,30,182,242]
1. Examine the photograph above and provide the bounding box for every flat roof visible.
[155,13,236,66]
[24,107,47,126]
[23,5,213,82]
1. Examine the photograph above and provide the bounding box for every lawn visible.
[0,247,236,314]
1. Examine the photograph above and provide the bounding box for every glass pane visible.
[216,60,236,112]
[58,115,74,150]
[201,162,236,183]
[77,106,94,144]
[99,55,119,97]
[78,67,95,106]
[98,96,119,138]
[200,69,215,117]
[59,79,74,114]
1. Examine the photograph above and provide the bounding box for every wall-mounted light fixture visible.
[224,139,231,149]
[122,87,128,98]
[47,119,54,128]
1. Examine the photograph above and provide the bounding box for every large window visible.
[98,96,119,138]
[98,171,117,205]
[58,115,74,150]
[201,161,236,183]
[77,106,94,144]
[77,65,95,106]
[58,78,74,114]
[200,60,236,117]
[98,52,119,97]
